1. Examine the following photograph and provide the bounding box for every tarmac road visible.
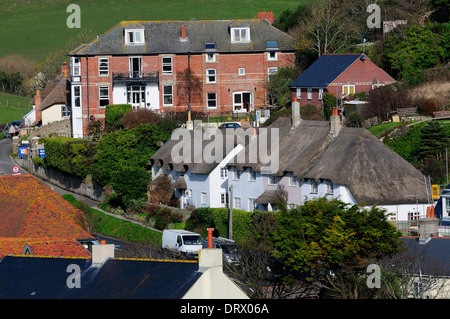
[0,138,16,176]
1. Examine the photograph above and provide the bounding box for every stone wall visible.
[27,119,72,140]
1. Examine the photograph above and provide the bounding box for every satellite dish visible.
[360,55,366,61]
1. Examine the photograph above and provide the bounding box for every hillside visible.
[0,0,301,62]
[0,92,32,125]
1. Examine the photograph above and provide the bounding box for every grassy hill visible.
[0,92,32,125]
[0,0,301,62]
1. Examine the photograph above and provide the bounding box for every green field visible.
[0,0,301,62]
[0,92,32,125]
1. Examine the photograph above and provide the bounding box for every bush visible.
[300,104,322,121]
[155,207,173,230]
[40,137,97,178]
[105,104,132,132]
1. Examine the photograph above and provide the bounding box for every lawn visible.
[367,122,403,137]
[0,0,302,62]
[0,92,32,125]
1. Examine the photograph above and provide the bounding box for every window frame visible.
[307,88,312,100]
[220,167,228,179]
[267,51,277,61]
[206,68,216,83]
[206,53,216,62]
[342,84,355,97]
[163,85,173,106]
[98,57,109,76]
[233,197,242,210]
[268,175,277,185]
[201,192,207,205]
[296,88,301,100]
[162,56,173,74]
[238,68,245,76]
[325,180,334,195]
[231,27,250,43]
[125,29,145,45]
[310,179,318,194]
[99,86,110,107]
[61,105,71,118]
[72,57,81,76]
[73,85,81,107]
[319,88,323,100]
[207,92,217,109]
[248,167,256,181]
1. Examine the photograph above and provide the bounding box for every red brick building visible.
[68,15,296,137]
[289,53,396,109]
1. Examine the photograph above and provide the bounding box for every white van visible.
[162,229,203,258]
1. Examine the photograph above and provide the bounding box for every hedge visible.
[185,207,276,244]
[40,137,97,178]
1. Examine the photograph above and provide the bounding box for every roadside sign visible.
[39,148,45,158]
[12,166,20,174]
[432,185,439,199]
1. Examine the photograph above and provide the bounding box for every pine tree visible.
[417,121,449,160]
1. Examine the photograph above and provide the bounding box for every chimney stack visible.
[330,108,342,136]
[180,24,187,41]
[292,101,301,128]
[35,90,42,123]
[207,228,214,248]
[257,11,275,24]
[61,62,69,78]
[92,240,115,265]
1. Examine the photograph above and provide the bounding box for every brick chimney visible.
[330,108,342,136]
[257,11,275,24]
[180,24,187,41]
[35,90,42,124]
[61,62,69,78]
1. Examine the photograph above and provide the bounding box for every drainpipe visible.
[86,55,90,138]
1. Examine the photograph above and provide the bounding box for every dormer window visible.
[231,27,250,43]
[125,29,145,45]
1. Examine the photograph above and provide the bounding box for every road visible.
[0,138,15,176]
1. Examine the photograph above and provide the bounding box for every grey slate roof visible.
[289,54,362,88]
[70,19,296,56]
[0,256,201,299]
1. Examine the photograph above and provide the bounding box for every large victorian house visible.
[68,14,296,138]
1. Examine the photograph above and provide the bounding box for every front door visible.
[127,85,146,109]
[233,92,253,112]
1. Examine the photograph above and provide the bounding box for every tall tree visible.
[271,197,402,298]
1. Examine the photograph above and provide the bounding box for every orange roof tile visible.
[0,175,94,258]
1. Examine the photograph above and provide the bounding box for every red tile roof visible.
[0,174,94,258]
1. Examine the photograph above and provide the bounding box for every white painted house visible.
[149,104,431,221]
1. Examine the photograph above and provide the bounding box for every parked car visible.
[162,229,203,258]
[219,122,241,129]
[202,237,241,265]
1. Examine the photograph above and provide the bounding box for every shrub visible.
[154,207,173,230]
[300,104,322,121]
[105,104,132,132]
[40,137,97,178]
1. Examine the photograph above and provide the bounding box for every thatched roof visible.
[39,76,70,111]
[148,129,242,175]
[255,190,279,204]
[172,175,187,190]
[302,126,429,205]
[149,116,429,206]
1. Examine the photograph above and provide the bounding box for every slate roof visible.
[70,19,296,56]
[401,237,450,274]
[0,175,94,258]
[0,255,201,299]
[289,53,363,88]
